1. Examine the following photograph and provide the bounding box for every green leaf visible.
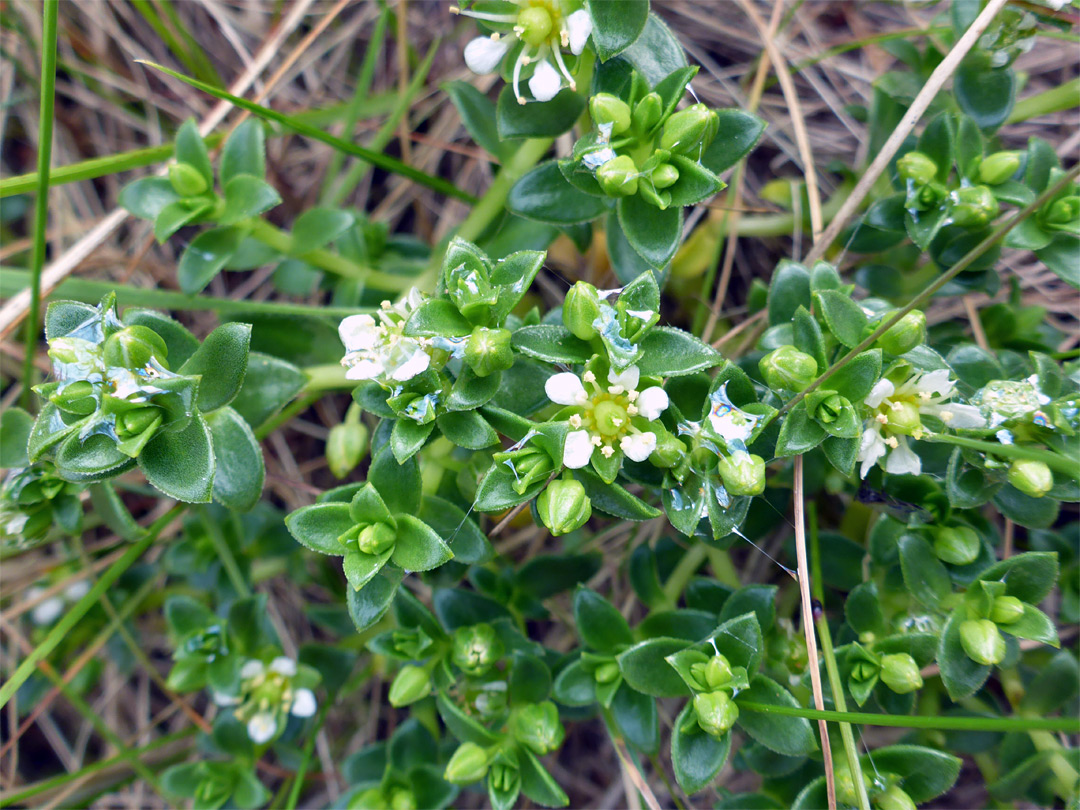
[586,0,648,61]
[636,327,722,377]
[792,307,826,371]
[916,112,954,183]
[1001,603,1059,647]
[368,446,421,515]
[508,652,552,705]
[496,86,584,139]
[612,680,659,753]
[701,109,766,175]
[512,324,593,364]
[291,207,355,255]
[899,534,951,609]
[1037,233,1080,289]
[119,177,180,221]
[993,484,1059,529]
[828,349,881,402]
[284,502,352,555]
[347,565,403,631]
[206,406,263,511]
[139,413,215,502]
[954,63,1015,132]
[475,462,543,512]
[937,611,991,700]
[621,12,688,86]
[178,322,251,412]
[0,407,33,468]
[219,118,266,185]
[219,174,281,225]
[845,582,885,636]
[88,482,143,541]
[391,514,453,572]
[735,674,817,757]
[446,366,502,411]
[975,552,1059,606]
[436,692,500,746]
[391,418,435,463]
[420,495,492,565]
[405,298,472,338]
[574,586,633,653]
[814,290,868,348]
[437,410,498,450]
[575,469,662,521]
[164,594,215,637]
[867,745,961,803]
[767,261,811,326]
[177,226,244,294]
[718,588,776,636]
[552,658,596,706]
[154,199,213,243]
[174,119,212,185]
[444,81,509,161]
[1020,651,1078,715]
[617,194,682,270]
[508,161,610,225]
[230,352,306,428]
[666,155,724,207]
[671,702,731,794]
[343,547,392,591]
[617,638,692,697]
[774,403,826,457]
[519,748,569,808]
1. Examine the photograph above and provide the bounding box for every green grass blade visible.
[130,0,221,87]
[136,59,478,204]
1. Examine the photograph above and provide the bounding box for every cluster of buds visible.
[848,643,924,703]
[215,657,318,744]
[897,149,1003,230]
[836,762,918,810]
[959,579,1029,667]
[1,461,83,548]
[689,653,740,737]
[451,622,505,677]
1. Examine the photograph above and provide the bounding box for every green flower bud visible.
[960,619,1006,666]
[349,788,388,810]
[834,762,869,807]
[327,420,369,479]
[649,428,687,469]
[513,701,565,754]
[689,654,733,691]
[1043,195,1080,228]
[879,653,923,694]
[990,595,1025,625]
[876,310,927,356]
[951,185,1000,229]
[1007,459,1053,498]
[933,525,981,565]
[596,155,639,198]
[897,151,938,185]
[716,452,766,497]
[884,401,922,436]
[875,784,917,810]
[594,661,620,684]
[451,623,504,676]
[563,281,602,340]
[760,345,818,392]
[464,326,513,378]
[388,664,431,707]
[631,93,663,134]
[910,181,948,211]
[168,162,209,196]
[490,762,519,793]
[117,406,161,439]
[493,446,556,496]
[660,104,717,156]
[537,479,591,536]
[652,163,680,189]
[102,326,168,369]
[388,789,416,810]
[978,151,1021,185]
[693,690,738,738]
[813,393,850,425]
[51,380,98,416]
[357,522,396,556]
[444,741,492,785]
[589,93,631,135]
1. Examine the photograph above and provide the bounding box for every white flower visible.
[857,369,986,478]
[212,691,242,707]
[269,657,298,677]
[32,595,64,626]
[339,290,433,386]
[247,712,278,745]
[453,1,591,103]
[63,579,90,602]
[547,364,668,469]
[240,659,266,680]
[291,688,317,718]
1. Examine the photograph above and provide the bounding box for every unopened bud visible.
[652,163,680,189]
[327,419,369,479]
[517,6,553,47]
[879,653,923,694]
[594,661,620,684]
[876,310,926,356]
[978,151,1021,185]
[490,762,519,793]
[466,327,514,377]
[933,525,981,565]
[1007,459,1053,498]
[990,595,1025,625]
[349,788,387,810]
[589,93,631,135]
[357,522,396,556]
[813,393,852,425]
[102,326,168,369]
[951,185,1000,229]
[493,446,555,496]
[716,452,766,497]
[693,690,738,737]
[444,741,492,785]
[910,181,948,211]
[51,380,98,416]
[168,162,209,196]
[513,701,565,754]
[660,104,717,156]
[960,619,1006,666]
[760,345,818,392]
[596,155,639,198]
[451,623,504,676]
[897,151,938,186]
[562,281,602,340]
[537,478,591,536]
[388,664,431,707]
[649,428,686,469]
[388,789,416,810]
[876,784,917,810]
[834,763,869,807]
[885,401,922,436]
[117,406,160,439]
[690,654,733,691]
[1043,195,1080,227]
[631,93,662,134]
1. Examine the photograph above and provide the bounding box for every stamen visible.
[551,44,576,90]
[875,413,888,425]
[583,371,596,383]
[626,404,638,416]
[457,9,519,23]
[569,414,583,428]
[591,435,603,446]
[601,446,615,458]
[627,390,639,402]
[512,48,529,104]
[885,436,899,449]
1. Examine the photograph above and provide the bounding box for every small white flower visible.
[884,439,921,476]
[566,9,592,54]
[608,365,640,392]
[31,596,64,626]
[864,379,895,409]
[212,691,242,707]
[563,430,595,468]
[546,372,588,406]
[339,289,434,386]
[858,428,887,479]
[240,659,266,680]
[63,580,90,602]
[338,314,379,353]
[463,35,510,74]
[528,59,563,102]
[636,387,669,421]
[270,657,297,677]
[247,712,278,745]
[291,688,317,718]
[620,431,657,462]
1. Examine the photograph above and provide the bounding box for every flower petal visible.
[528,59,563,102]
[291,688,317,718]
[566,9,593,55]
[864,379,895,408]
[637,386,669,421]
[916,369,954,398]
[212,691,241,706]
[464,36,509,74]
[240,659,266,680]
[31,597,64,626]
[563,430,595,468]
[344,357,383,380]
[884,438,921,476]
[270,656,297,676]
[63,579,90,602]
[546,372,587,406]
[390,343,431,382]
[923,402,986,429]
[608,365,640,392]
[338,314,378,352]
[620,431,657,462]
[247,713,278,745]
[857,427,886,479]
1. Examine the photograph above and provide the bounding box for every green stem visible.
[284,702,330,810]
[21,0,58,409]
[809,503,871,810]
[255,392,320,441]
[0,505,181,708]
[456,137,554,245]
[705,547,742,589]
[662,542,708,607]
[735,701,1080,733]
[201,507,251,597]
[923,432,1077,479]
[778,164,1080,419]
[1007,78,1080,124]
[302,363,352,393]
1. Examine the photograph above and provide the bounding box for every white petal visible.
[344,357,383,380]
[338,314,378,352]
[917,369,954,398]
[464,36,509,75]
[923,402,986,429]
[563,430,595,468]
[636,387,669,421]
[608,365,640,393]
[884,438,921,476]
[566,9,592,55]
[32,597,64,626]
[270,656,297,676]
[864,379,895,409]
[857,427,886,479]
[390,346,431,382]
[546,372,587,406]
[212,691,241,706]
[247,713,278,745]
[528,60,562,102]
[291,688,317,718]
[63,580,90,602]
[620,431,657,462]
[405,287,425,311]
[240,659,266,680]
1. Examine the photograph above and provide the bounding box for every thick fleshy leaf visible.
[671,702,731,794]
[636,327,721,377]
[574,586,633,654]
[586,0,648,61]
[390,514,453,572]
[616,638,692,697]
[284,502,352,555]
[611,680,658,753]
[496,86,584,139]
[220,118,266,185]
[368,446,421,515]
[206,406,263,511]
[179,323,251,412]
[139,413,216,502]
[617,194,682,270]
[735,674,817,757]
[177,226,244,294]
[508,161,610,225]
